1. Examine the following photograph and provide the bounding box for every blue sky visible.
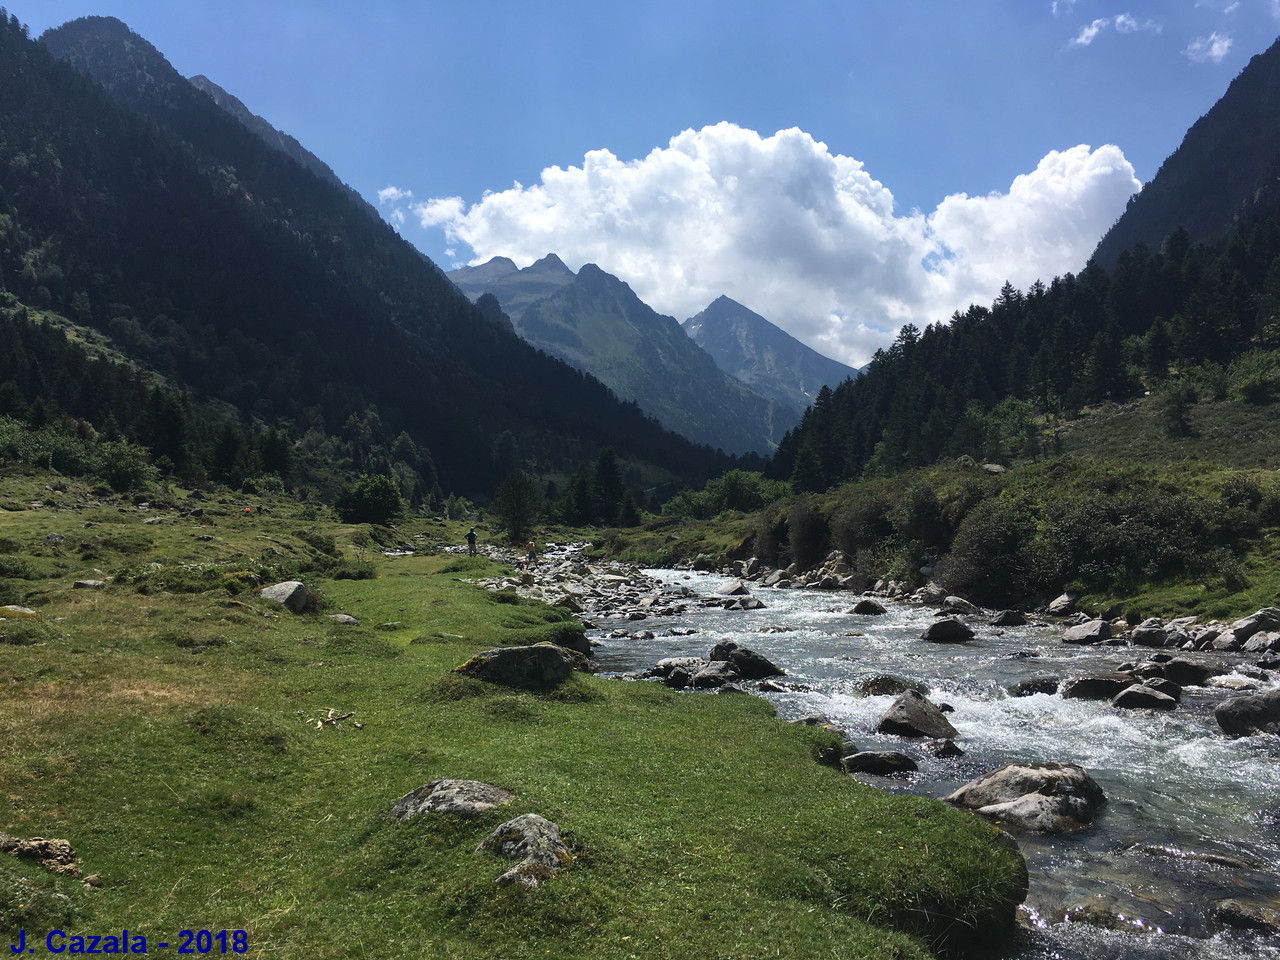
[17,0,1280,364]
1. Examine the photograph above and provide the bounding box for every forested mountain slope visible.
[1093,36,1280,269]
[0,13,730,498]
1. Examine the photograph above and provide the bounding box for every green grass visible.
[0,470,1025,959]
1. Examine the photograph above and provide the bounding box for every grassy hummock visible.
[0,470,1025,959]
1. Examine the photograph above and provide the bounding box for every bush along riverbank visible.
[0,470,1026,960]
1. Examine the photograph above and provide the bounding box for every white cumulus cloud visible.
[378,185,414,205]
[1185,31,1233,62]
[1071,18,1111,45]
[1114,13,1161,33]
[406,123,1140,366]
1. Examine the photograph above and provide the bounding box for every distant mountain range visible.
[1093,36,1280,268]
[683,296,862,415]
[450,257,797,454]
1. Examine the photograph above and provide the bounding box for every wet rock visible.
[1009,677,1060,697]
[991,610,1027,627]
[692,660,741,689]
[476,814,572,888]
[1060,674,1135,701]
[1215,688,1280,737]
[851,599,887,615]
[877,690,959,740]
[922,617,974,643]
[1209,898,1280,934]
[841,751,918,776]
[453,643,588,688]
[646,656,704,679]
[859,675,928,697]
[391,779,514,820]
[1143,677,1182,702]
[926,739,965,758]
[945,761,1105,833]
[1111,684,1178,711]
[716,578,751,596]
[1062,620,1111,645]
[260,580,309,613]
[1227,609,1280,647]
[1162,657,1220,687]
[708,640,784,679]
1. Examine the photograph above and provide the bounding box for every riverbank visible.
[0,471,1026,959]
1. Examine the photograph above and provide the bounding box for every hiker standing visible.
[465,528,477,556]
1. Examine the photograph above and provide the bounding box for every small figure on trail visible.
[465,528,477,556]
[526,538,537,568]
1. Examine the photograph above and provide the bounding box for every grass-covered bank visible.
[0,470,1025,959]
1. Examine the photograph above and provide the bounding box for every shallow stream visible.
[591,570,1280,959]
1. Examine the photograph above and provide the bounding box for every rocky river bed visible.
[468,542,1280,959]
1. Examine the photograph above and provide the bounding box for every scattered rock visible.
[0,834,81,877]
[851,599,887,615]
[1215,689,1280,737]
[391,779,514,820]
[1162,658,1220,687]
[329,614,360,626]
[841,751,918,776]
[1063,620,1111,645]
[945,762,1106,833]
[716,578,751,596]
[708,640,784,679]
[1060,674,1136,701]
[476,813,572,888]
[453,643,588,688]
[877,690,959,740]
[1111,684,1178,711]
[922,618,974,643]
[692,660,741,689]
[1142,677,1182,702]
[72,579,106,590]
[1009,677,1060,697]
[925,739,965,758]
[0,605,39,619]
[1048,593,1079,616]
[992,610,1028,627]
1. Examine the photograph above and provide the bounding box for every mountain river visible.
[589,569,1280,960]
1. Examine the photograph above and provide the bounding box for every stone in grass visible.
[73,580,106,590]
[329,614,360,626]
[946,762,1105,834]
[260,581,309,614]
[476,813,572,888]
[391,779,514,820]
[453,643,588,689]
[877,690,959,740]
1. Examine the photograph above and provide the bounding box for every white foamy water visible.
[591,570,1280,959]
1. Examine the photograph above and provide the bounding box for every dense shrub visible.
[785,496,829,571]
[334,474,404,525]
[937,497,1036,604]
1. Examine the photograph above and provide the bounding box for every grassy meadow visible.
[0,469,1026,960]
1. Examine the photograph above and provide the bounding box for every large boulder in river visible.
[391,779,513,820]
[945,761,1106,834]
[851,599,887,615]
[708,640,784,679]
[877,690,958,740]
[992,610,1028,627]
[692,660,741,689]
[1162,657,1221,687]
[1226,608,1280,646]
[1215,689,1280,737]
[1062,620,1110,645]
[922,618,974,643]
[454,642,587,688]
[716,578,752,596]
